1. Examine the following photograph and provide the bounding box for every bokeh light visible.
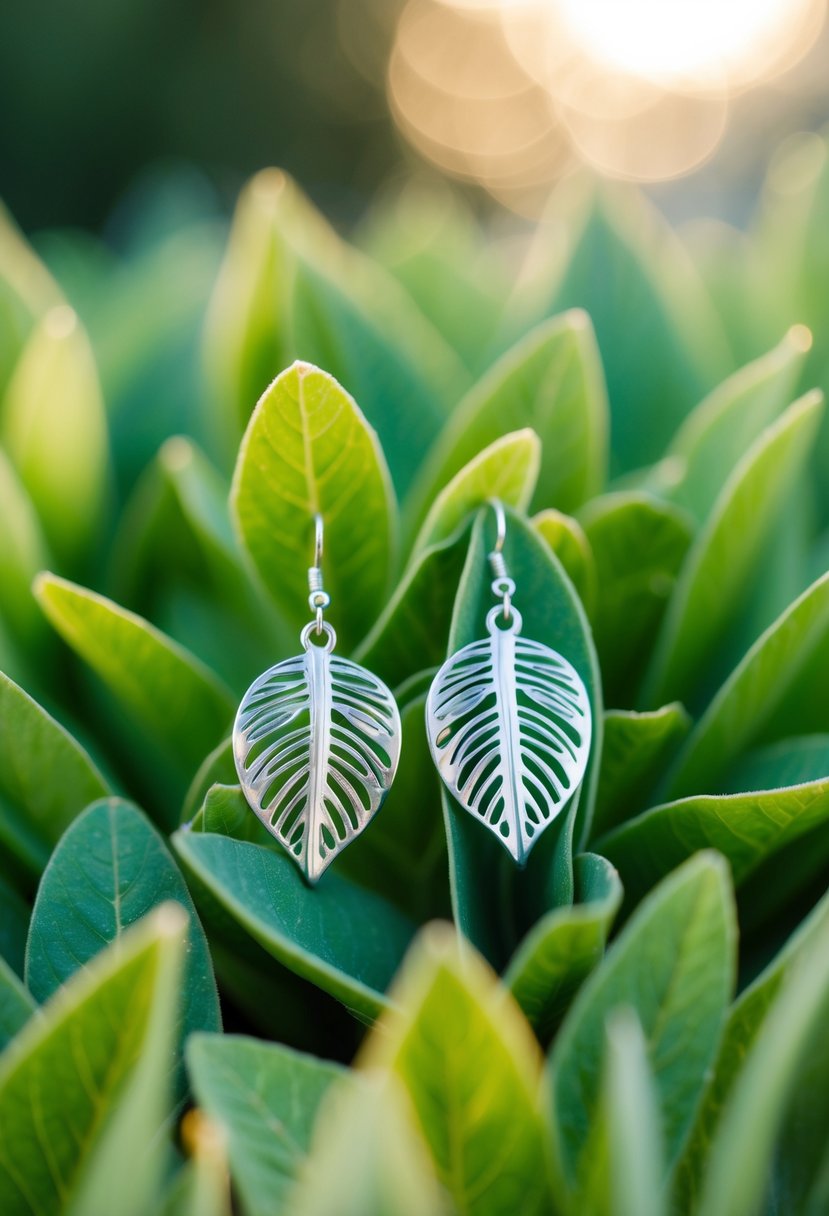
[387,0,829,209]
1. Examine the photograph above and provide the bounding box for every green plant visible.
[2,132,829,1214]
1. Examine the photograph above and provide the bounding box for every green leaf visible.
[181,739,236,824]
[547,853,734,1186]
[442,508,603,967]
[290,261,453,495]
[580,492,693,706]
[527,184,728,475]
[230,360,395,646]
[641,391,824,708]
[666,571,829,798]
[1,306,109,566]
[602,1011,665,1216]
[696,916,829,1216]
[291,1072,444,1216]
[591,704,691,839]
[0,904,185,1216]
[34,574,234,776]
[191,783,275,848]
[352,526,469,689]
[410,312,608,524]
[411,429,540,554]
[0,875,29,977]
[187,1033,343,1216]
[0,956,35,1051]
[0,670,109,869]
[336,696,449,923]
[202,170,292,450]
[597,776,829,911]
[366,923,552,1216]
[649,326,810,523]
[504,854,622,1043]
[161,1112,231,1216]
[0,201,62,394]
[533,508,596,616]
[570,1009,666,1216]
[676,879,829,1212]
[0,447,49,650]
[26,799,220,1054]
[172,827,416,1020]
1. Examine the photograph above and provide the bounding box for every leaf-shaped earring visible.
[233,515,401,883]
[426,500,592,865]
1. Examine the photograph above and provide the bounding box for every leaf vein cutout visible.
[427,623,591,863]
[234,648,401,881]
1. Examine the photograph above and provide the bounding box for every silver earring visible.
[426,500,592,866]
[233,515,401,883]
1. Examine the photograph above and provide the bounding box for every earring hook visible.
[308,514,330,635]
[486,499,514,622]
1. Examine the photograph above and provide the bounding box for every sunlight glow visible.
[387,0,828,206]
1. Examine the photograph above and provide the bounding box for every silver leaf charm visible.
[426,606,592,864]
[233,631,401,882]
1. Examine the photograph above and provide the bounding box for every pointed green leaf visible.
[569,1009,666,1216]
[597,775,829,910]
[650,326,810,523]
[181,739,236,824]
[26,799,220,1054]
[411,429,540,554]
[202,170,293,449]
[2,306,109,566]
[292,1072,444,1216]
[696,917,829,1216]
[0,670,109,868]
[230,360,395,646]
[0,904,185,1216]
[187,1033,343,1216]
[34,574,234,774]
[291,262,454,494]
[528,185,728,473]
[547,853,735,1185]
[366,924,552,1216]
[533,508,596,615]
[580,492,693,706]
[0,956,35,1051]
[642,392,824,707]
[667,571,829,798]
[172,828,416,1020]
[591,704,691,839]
[676,879,829,1212]
[0,448,49,649]
[411,312,608,524]
[505,854,622,1043]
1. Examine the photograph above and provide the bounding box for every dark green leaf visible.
[0,956,35,1051]
[580,492,693,706]
[591,704,691,839]
[504,854,622,1043]
[641,392,824,708]
[172,828,416,1020]
[0,670,109,870]
[26,799,221,1057]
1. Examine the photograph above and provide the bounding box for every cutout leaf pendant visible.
[234,642,401,882]
[426,608,592,864]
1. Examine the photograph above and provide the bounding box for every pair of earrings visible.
[233,503,592,883]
